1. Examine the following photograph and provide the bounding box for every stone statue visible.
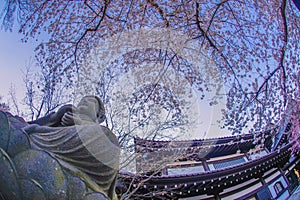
[0,96,120,200]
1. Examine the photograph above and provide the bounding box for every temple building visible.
[118,123,300,199]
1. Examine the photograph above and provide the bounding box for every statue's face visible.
[77,96,100,122]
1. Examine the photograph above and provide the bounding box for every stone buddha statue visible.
[23,96,120,200]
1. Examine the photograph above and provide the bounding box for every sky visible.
[0,0,37,111]
[0,28,36,109]
[0,1,34,111]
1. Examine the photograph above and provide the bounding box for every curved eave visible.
[134,132,271,157]
[119,142,293,198]
[136,139,256,160]
[134,130,272,149]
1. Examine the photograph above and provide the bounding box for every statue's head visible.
[77,96,106,123]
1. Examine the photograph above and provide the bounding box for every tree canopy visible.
[1,0,299,143]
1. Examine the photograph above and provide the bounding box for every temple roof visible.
[116,120,300,199]
[134,129,274,160]
[118,142,294,199]
[117,124,298,199]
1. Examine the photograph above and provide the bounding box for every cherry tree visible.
[1,0,299,142]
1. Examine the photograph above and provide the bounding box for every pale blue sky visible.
[0,1,33,108]
[0,28,36,106]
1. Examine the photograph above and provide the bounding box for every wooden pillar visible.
[214,193,221,200]
[264,146,270,153]
[202,159,210,171]
[259,177,266,185]
[244,152,251,161]
[259,177,274,199]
